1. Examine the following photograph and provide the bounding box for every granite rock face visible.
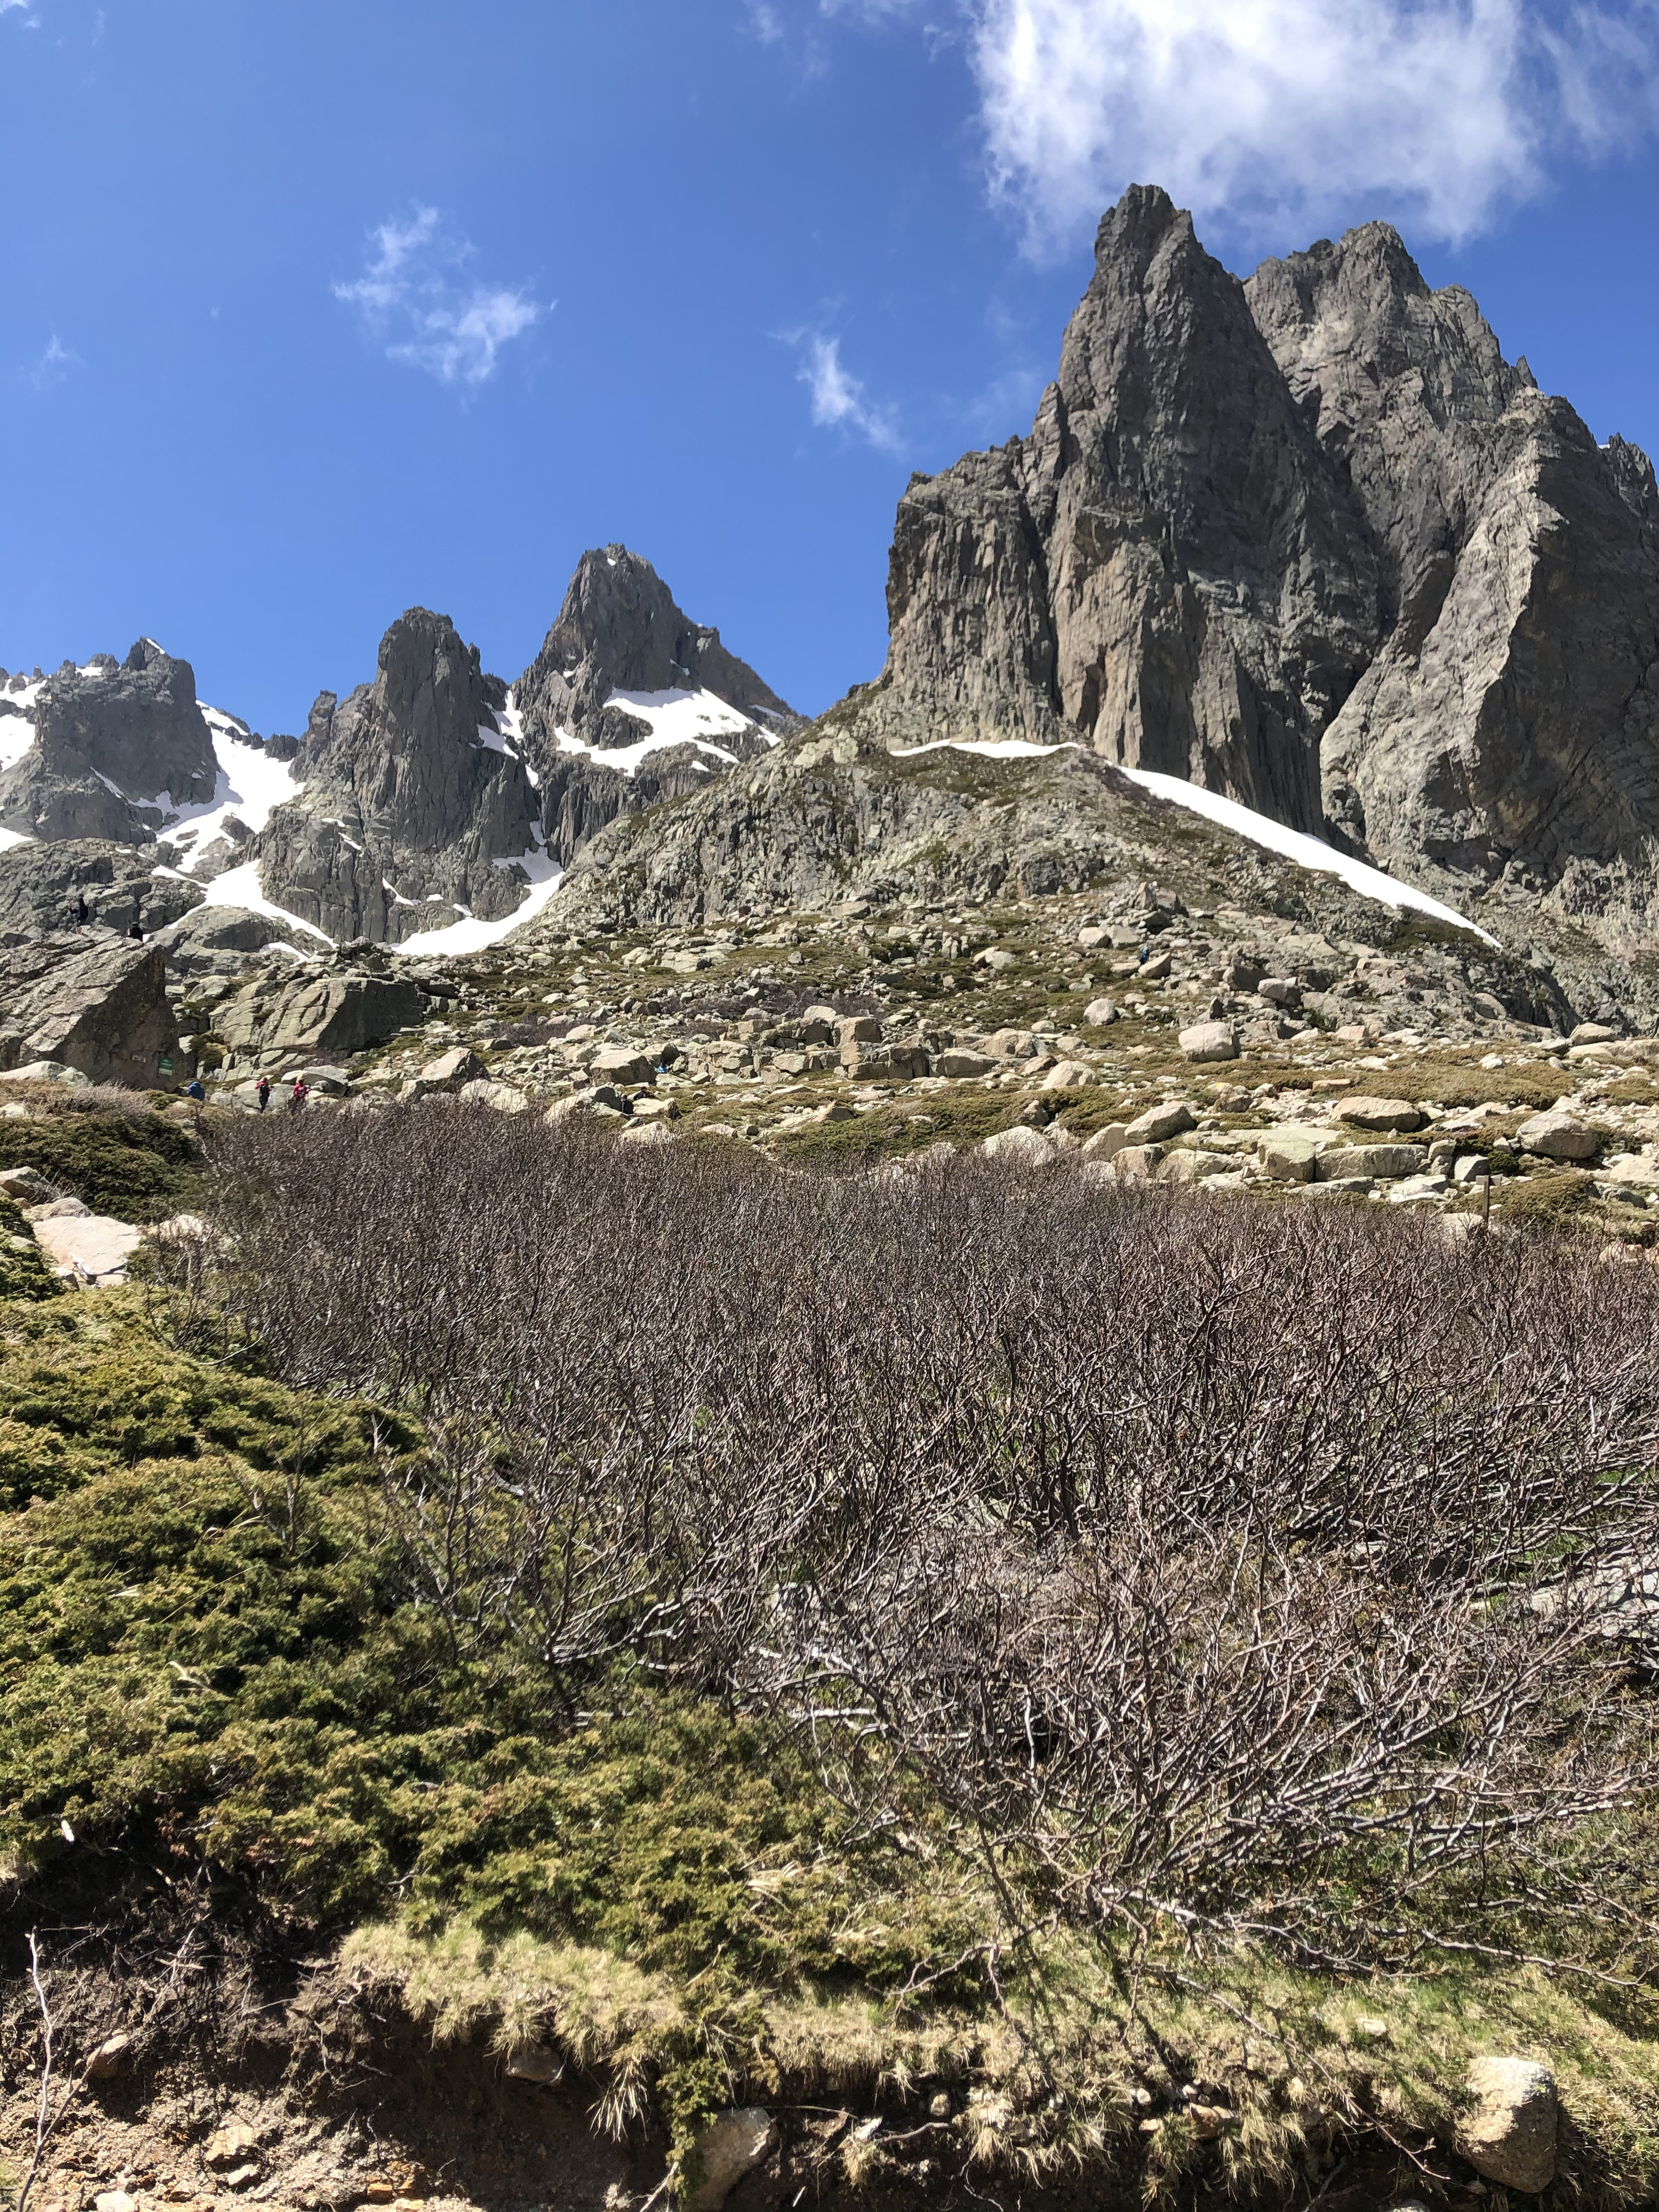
[853,184,1659,932]
[0,642,218,846]
[514,546,802,866]
[517,545,796,757]
[0,936,179,1087]
[255,608,543,945]
[0,839,205,938]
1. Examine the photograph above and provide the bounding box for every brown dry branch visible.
[164,1104,1659,1974]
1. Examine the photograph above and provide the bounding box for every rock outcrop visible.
[0,841,205,939]
[254,608,544,944]
[849,184,1659,935]
[0,937,179,1087]
[212,956,429,1061]
[0,643,218,845]
[517,545,795,756]
[515,547,802,866]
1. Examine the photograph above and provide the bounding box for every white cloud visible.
[333,207,542,387]
[786,332,902,451]
[25,333,79,391]
[963,0,1659,248]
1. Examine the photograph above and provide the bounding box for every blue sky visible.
[7,0,1659,734]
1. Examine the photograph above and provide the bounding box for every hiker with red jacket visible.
[288,1077,309,1117]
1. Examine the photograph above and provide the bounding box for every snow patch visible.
[890,737,1495,942]
[390,845,563,958]
[1120,767,1499,943]
[551,687,767,779]
[159,706,305,873]
[180,860,336,946]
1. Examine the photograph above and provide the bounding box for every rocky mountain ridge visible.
[849,185,1659,944]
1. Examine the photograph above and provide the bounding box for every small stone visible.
[928,2092,952,2120]
[504,2045,561,2081]
[205,2122,260,2170]
[1454,2057,1557,2193]
[1178,1020,1238,1062]
[688,2107,776,2212]
[86,2030,133,2080]
[96,2193,137,2212]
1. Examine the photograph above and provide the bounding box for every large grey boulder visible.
[0,937,179,1087]
[150,903,314,976]
[1454,2057,1557,2192]
[215,965,426,1057]
[254,608,542,944]
[0,640,218,846]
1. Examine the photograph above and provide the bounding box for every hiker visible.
[255,1074,271,1113]
[288,1077,309,1116]
[126,912,144,942]
[185,1077,206,1104]
[75,891,88,926]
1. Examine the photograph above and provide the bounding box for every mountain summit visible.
[851,184,1659,931]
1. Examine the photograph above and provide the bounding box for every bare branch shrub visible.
[174,1104,1659,1967]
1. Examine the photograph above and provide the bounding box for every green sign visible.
[158,1057,174,1075]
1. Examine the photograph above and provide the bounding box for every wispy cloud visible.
[781,331,902,452]
[333,206,542,387]
[25,333,79,391]
[804,0,1659,251]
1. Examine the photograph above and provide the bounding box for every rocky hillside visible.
[846,184,1659,942]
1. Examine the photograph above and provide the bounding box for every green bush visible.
[0,1107,197,1221]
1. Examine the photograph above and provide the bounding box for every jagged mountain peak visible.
[517,543,795,748]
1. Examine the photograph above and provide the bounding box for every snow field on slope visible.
[159,707,305,869]
[890,737,1495,943]
[554,687,771,778]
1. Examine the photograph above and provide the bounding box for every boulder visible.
[1257,977,1302,1008]
[1041,1059,1093,1089]
[1337,1094,1425,1133]
[217,968,427,1057]
[153,902,315,975]
[1569,1021,1620,1045]
[1516,1110,1599,1161]
[1080,1123,1130,1159]
[1157,1149,1237,1182]
[687,2107,777,2212]
[974,946,1016,971]
[981,1123,1057,1165]
[30,1211,143,1284]
[589,1046,655,1086]
[836,1014,883,1047]
[419,1046,487,1091]
[1257,1130,1323,1182]
[1083,996,1119,1025]
[1125,1100,1194,1143]
[1179,1020,1239,1062]
[937,1047,996,1078]
[1111,1144,1162,1178]
[0,937,179,1087]
[1453,2057,1557,2193]
[457,1078,530,1114]
[1317,1142,1427,1182]
[617,1119,674,1146]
